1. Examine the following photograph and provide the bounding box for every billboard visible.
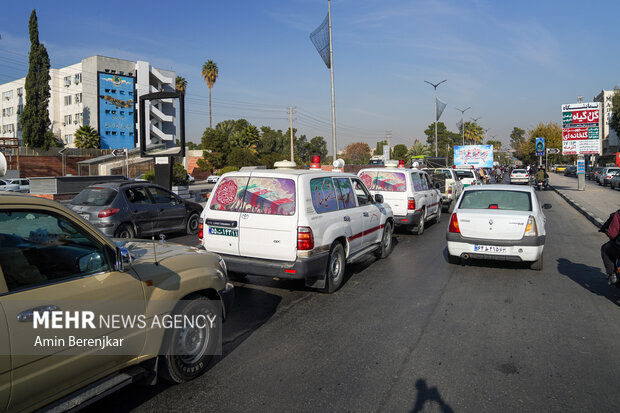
[98,73,136,149]
[454,145,494,168]
[561,102,600,155]
[535,137,545,156]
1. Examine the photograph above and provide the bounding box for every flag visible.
[310,14,331,68]
[456,119,463,130]
[436,97,447,120]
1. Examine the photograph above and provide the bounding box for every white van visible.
[200,170,394,293]
[357,167,441,235]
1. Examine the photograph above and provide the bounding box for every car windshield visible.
[71,187,117,206]
[459,190,532,211]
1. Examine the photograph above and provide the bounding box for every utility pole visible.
[456,107,471,146]
[328,0,337,162]
[386,130,392,160]
[424,79,447,157]
[289,107,295,162]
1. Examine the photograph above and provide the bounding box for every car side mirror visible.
[374,194,384,203]
[543,204,552,209]
[115,247,133,272]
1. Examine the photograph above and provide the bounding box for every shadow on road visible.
[89,286,282,412]
[410,378,454,413]
[557,258,620,306]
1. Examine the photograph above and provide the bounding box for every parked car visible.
[0,179,20,192]
[358,166,441,234]
[207,175,219,184]
[68,182,203,238]
[588,166,602,181]
[6,178,29,193]
[446,184,551,270]
[424,168,464,212]
[555,165,568,173]
[598,167,620,186]
[200,169,394,293]
[564,166,577,177]
[0,191,233,411]
[510,168,529,184]
[609,171,620,190]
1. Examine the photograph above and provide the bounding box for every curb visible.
[549,185,604,229]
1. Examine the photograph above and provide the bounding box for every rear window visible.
[459,190,532,211]
[71,187,117,206]
[513,169,526,173]
[310,177,338,213]
[210,176,296,215]
[455,170,474,179]
[359,171,406,192]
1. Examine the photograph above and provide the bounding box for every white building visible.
[594,88,620,155]
[0,55,176,149]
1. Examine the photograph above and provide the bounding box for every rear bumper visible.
[510,178,529,183]
[219,252,329,280]
[394,211,421,229]
[446,233,545,262]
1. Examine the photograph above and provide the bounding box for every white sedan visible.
[510,169,530,184]
[206,175,219,183]
[446,185,551,270]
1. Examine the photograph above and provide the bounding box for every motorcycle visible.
[536,179,548,191]
[608,258,620,288]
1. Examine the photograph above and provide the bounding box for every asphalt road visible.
[91,186,620,412]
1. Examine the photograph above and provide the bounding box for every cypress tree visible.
[20,9,52,148]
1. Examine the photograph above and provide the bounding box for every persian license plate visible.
[80,213,89,220]
[473,245,506,253]
[209,226,238,237]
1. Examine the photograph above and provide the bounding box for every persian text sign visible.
[561,102,600,155]
[562,127,599,140]
[562,140,599,155]
[454,145,493,168]
[562,109,599,125]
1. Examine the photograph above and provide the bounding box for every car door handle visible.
[17,305,60,322]
[363,212,369,217]
[344,216,351,222]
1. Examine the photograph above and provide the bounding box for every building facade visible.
[0,55,176,149]
[594,88,619,155]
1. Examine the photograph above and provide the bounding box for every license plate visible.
[80,213,89,220]
[474,245,507,253]
[208,226,238,237]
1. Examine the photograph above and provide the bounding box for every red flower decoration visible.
[216,180,238,205]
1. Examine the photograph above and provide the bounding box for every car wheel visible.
[322,242,345,293]
[160,295,220,383]
[432,206,441,224]
[531,252,543,271]
[114,223,135,239]
[441,202,450,213]
[186,213,200,235]
[414,209,425,235]
[375,221,393,259]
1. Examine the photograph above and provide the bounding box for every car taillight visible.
[407,198,416,210]
[198,222,203,239]
[525,174,528,177]
[297,226,314,250]
[98,208,119,218]
[449,213,460,233]
[524,216,538,237]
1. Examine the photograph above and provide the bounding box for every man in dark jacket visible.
[600,209,620,283]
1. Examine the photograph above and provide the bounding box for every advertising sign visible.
[98,73,136,149]
[535,137,545,156]
[561,102,600,155]
[453,145,494,168]
[577,159,585,174]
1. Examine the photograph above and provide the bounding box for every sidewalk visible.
[548,173,620,228]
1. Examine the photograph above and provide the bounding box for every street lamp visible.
[456,107,471,146]
[424,79,447,157]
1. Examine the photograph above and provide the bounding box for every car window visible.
[411,173,424,192]
[241,177,296,215]
[420,174,429,190]
[352,179,372,206]
[0,210,110,292]
[423,174,433,190]
[455,170,474,179]
[359,171,406,192]
[310,177,338,213]
[210,176,250,212]
[147,187,181,205]
[459,190,532,211]
[333,178,356,209]
[71,187,117,206]
[125,187,151,204]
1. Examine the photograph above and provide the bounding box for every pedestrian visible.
[599,208,620,284]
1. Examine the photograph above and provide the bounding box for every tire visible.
[441,202,450,213]
[432,206,441,224]
[414,209,425,235]
[322,242,345,293]
[186,212,200,235]
[160,296,220,383]
[375,221,393,259]
[114,223,135,239]
[531,252,543,271]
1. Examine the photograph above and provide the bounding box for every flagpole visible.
[424,79,447,158]
[328,0,337,162]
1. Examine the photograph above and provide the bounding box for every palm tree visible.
[74,125,100,148]
[408,139,432,157]
[201,60,219,128]
[175,76,187,94]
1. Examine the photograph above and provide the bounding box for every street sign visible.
[546,148,560,154]
[577,159,585,174]
[535,137,545,156]
[112,148,127,156]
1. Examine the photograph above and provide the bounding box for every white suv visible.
[199,169,394,293]
[357,167,441,235]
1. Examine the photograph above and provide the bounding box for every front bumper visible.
[394,211,422,229]
[219,252,329,280]
[446,232,545,262]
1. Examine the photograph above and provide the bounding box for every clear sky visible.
[1,0,618,150]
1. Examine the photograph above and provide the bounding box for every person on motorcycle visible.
[600,209,620,284]
[535,167,548,188]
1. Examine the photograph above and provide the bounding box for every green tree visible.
[201,60,219,128]
[227,147,259,168]
[20,10,53,149]
[73,125,100,149]
[175,76,187,94]
[463,122,484,144]
[407,139,432,158]
[375,140,387,155]
[230,125,260,149]
[610,92,620,138]
[392,144,408,160]
[172,162,190,186]
[424,122,461,158]
[343,142,371,164]
[509,127,526,150]
[486,140,502,150]
[308,136,328,159]
[516,122,567,165]
[257,126,286,155]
